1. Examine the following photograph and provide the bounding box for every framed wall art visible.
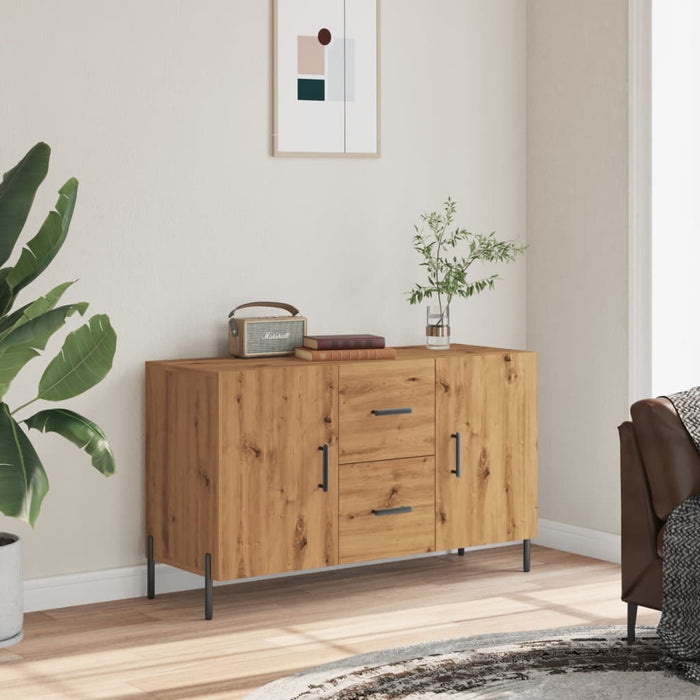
[272,0,380,157]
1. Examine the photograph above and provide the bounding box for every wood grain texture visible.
[146,346,537,588]
[339,456,435,563]
[218,365,338,579]
[146,343,514,373]
[338,360,435,463]
[145,363,220,576]
[435,352,538,550]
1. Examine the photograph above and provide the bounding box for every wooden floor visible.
[0,545,659,699]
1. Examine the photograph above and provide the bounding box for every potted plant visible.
[0,143,116,648]
[407,197,526,348]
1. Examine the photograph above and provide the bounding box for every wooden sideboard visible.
[145,344,537,618]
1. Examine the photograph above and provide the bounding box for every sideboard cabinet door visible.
[218,365,339,579]
[435,352,538,550]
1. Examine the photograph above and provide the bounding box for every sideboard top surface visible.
[146,344,536,374]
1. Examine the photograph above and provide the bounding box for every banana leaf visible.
[0,402,48,526]
[0,302,87,351]
[6,178,78,295]
[0,143,50,268]
[0,302,88,399]
[0,346,45,399]
[25,408,115,476]
[38,314,116,401]
[0,281,75,340]
[0,269,12,317]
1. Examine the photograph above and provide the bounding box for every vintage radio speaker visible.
[228,301,307,358]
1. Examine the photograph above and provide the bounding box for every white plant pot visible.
[0,533,23,647]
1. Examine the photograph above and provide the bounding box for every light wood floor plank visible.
[0,546,660,699]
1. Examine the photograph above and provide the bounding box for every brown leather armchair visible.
[619,397,700,642]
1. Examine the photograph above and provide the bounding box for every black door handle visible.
[318,444,329,492]
[451,432,462,478]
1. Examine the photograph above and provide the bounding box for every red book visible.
[295,346,396,362]
[303,334,385,350]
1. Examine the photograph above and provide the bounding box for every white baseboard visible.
[23,519,620,613]
[535,518,621,564]
[24,562,205,613]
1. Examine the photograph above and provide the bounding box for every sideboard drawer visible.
[339,360,435,463]
[339,456,435,564]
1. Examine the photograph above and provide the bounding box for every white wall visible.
[651,0,700,395]
[0,0,527,580]
[527,0,629,535]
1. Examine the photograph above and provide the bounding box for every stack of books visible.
[294,334,396,361]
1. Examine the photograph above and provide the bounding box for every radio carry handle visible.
[228,301,300,336]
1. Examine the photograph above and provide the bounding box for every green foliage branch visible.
[0,143,116,527]
[407,198,527,326]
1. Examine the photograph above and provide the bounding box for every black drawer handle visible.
[318,444,329,492]
[451,432,462,478]
[372,506,413,516]
[372,408,413,416]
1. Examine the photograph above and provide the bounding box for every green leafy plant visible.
[0,143,116,526]
[407,198,527,325]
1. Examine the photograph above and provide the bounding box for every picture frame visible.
[272,0,380,158]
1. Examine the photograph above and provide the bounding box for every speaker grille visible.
[245,320,305,355]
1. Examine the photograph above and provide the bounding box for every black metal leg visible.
[627,602,638,644]
[523,539,531,572]
[204,553,213,620]
[147,535,155,599]
[457,548,465,556]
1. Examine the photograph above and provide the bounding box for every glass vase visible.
[426,304,450,349]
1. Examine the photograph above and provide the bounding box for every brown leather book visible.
[302,334,385,350]
[294,346,396,362]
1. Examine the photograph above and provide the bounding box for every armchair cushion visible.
[630,398,700,521]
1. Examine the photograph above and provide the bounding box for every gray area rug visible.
[246,625,698,699]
